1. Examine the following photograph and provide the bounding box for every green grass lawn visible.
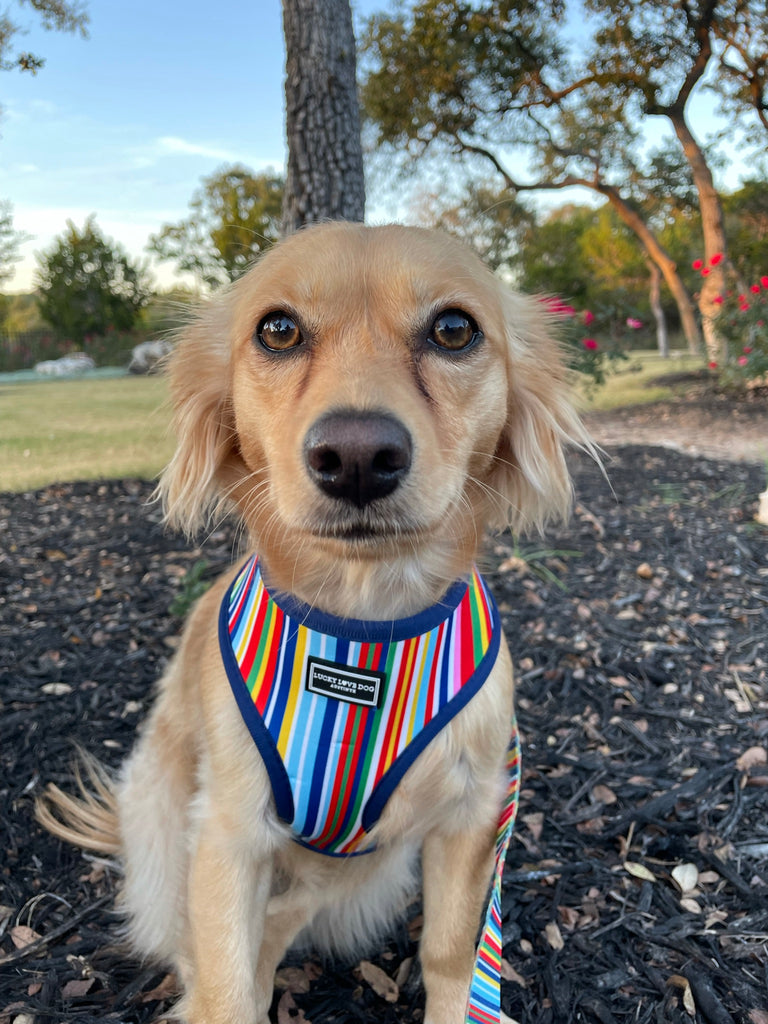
[579,350,705,411]
[0,351,707,493]
[0,375,175,492]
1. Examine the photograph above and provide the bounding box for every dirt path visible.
[584,392,768,465]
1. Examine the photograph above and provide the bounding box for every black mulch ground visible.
[1,445,767,1024]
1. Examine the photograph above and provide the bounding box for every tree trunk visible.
[281,0,365,234]
[666,111,729,362]
[646,259,669,358]
[598,185,702,355]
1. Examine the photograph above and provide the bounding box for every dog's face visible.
[162,223,585,611]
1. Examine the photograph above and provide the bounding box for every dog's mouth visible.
[306,508,425,546]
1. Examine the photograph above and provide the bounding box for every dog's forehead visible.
[244,224,497,319]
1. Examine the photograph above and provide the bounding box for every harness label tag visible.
[305,656,385,708]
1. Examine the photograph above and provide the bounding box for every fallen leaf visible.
[522,812,544,841]
[40,682,73,696]
[667,975,696,1016]
[749,1010,768,1024]
[636,562,654,579]
[61,978,95,998]
[277,991,307,1024]
[394,957,413,989]
[141,973,179,1003]
[679,897,702,914]
[624,861,656,882]
[736,747,767,772]
[358,961,398,1003]
[698,870,721,886]
[275,967,312,994]
[544,921,564,950]
[500,959,527,987]
[558,905,581,930]
[591,783,617,805]
[671,863,699,894]
[10,925,40,950]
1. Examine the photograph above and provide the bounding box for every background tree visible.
[722,178,768,277]
[148,165,283,290]
[362,0,768,358]
[0,200,26,286]
[36,216,151,340]
[713,0,768,138]
[0,200,31,329]
[0,0,88,76]
[361,0,704,353]
[281,0,365,232]
[411,183,535,274]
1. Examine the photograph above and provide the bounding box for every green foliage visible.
[0,200,28,288]
[1,292,45,334]
[148,165,283,289]
[0,0,88,74]
[36,216,152,341]
[412,183,535,273]
[722,180,768,281]
[693,254,768,387]
[170,560,213,619]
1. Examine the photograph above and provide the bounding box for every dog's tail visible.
[35,751,121,856]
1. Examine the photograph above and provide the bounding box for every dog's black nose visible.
[304,411,412,508]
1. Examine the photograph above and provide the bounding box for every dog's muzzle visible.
[303,410,412,509]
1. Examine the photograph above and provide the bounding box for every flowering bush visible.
[693,254,768,387]
[540,297,627,386]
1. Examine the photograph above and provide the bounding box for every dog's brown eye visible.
[428,310,481,352]
[257,312,303,351]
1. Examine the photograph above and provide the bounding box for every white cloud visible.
[156,136,239,162]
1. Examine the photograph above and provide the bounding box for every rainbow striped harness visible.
[218,555,520,1023]
[219,555,501,855]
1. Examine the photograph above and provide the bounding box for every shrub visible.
[694,255,768,388]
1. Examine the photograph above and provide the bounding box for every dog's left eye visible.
[428,310,482,352]
[256,312,303,351]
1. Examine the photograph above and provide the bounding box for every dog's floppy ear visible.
[156,295,240,536]
[487,289,595,535]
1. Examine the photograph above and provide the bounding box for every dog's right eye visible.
[256,312,303,352]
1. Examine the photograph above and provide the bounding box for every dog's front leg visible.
[183,814,274,1024]
[419,823,497,1024]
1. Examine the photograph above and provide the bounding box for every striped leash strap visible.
[465,720,521,1024]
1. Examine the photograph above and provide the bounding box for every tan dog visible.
[38,223,590,1024]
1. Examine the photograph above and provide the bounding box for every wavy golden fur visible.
[37,222,593,1024]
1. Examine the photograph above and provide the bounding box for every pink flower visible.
[541,297,576,316]
[701,267,711,276]
[708,361,718,369]
[583,310,595,325]
[709,253,723,266]
[692,259,704,270]
[738,356,749,366]
[713,295,723,305]
[761,276,768,288]
[626,317,642,329]
[739,294,747,303]
[751,284,761,293]
[582,338,598,350]
[740,303,750,312]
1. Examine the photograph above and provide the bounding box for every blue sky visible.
[0,0,379,290]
